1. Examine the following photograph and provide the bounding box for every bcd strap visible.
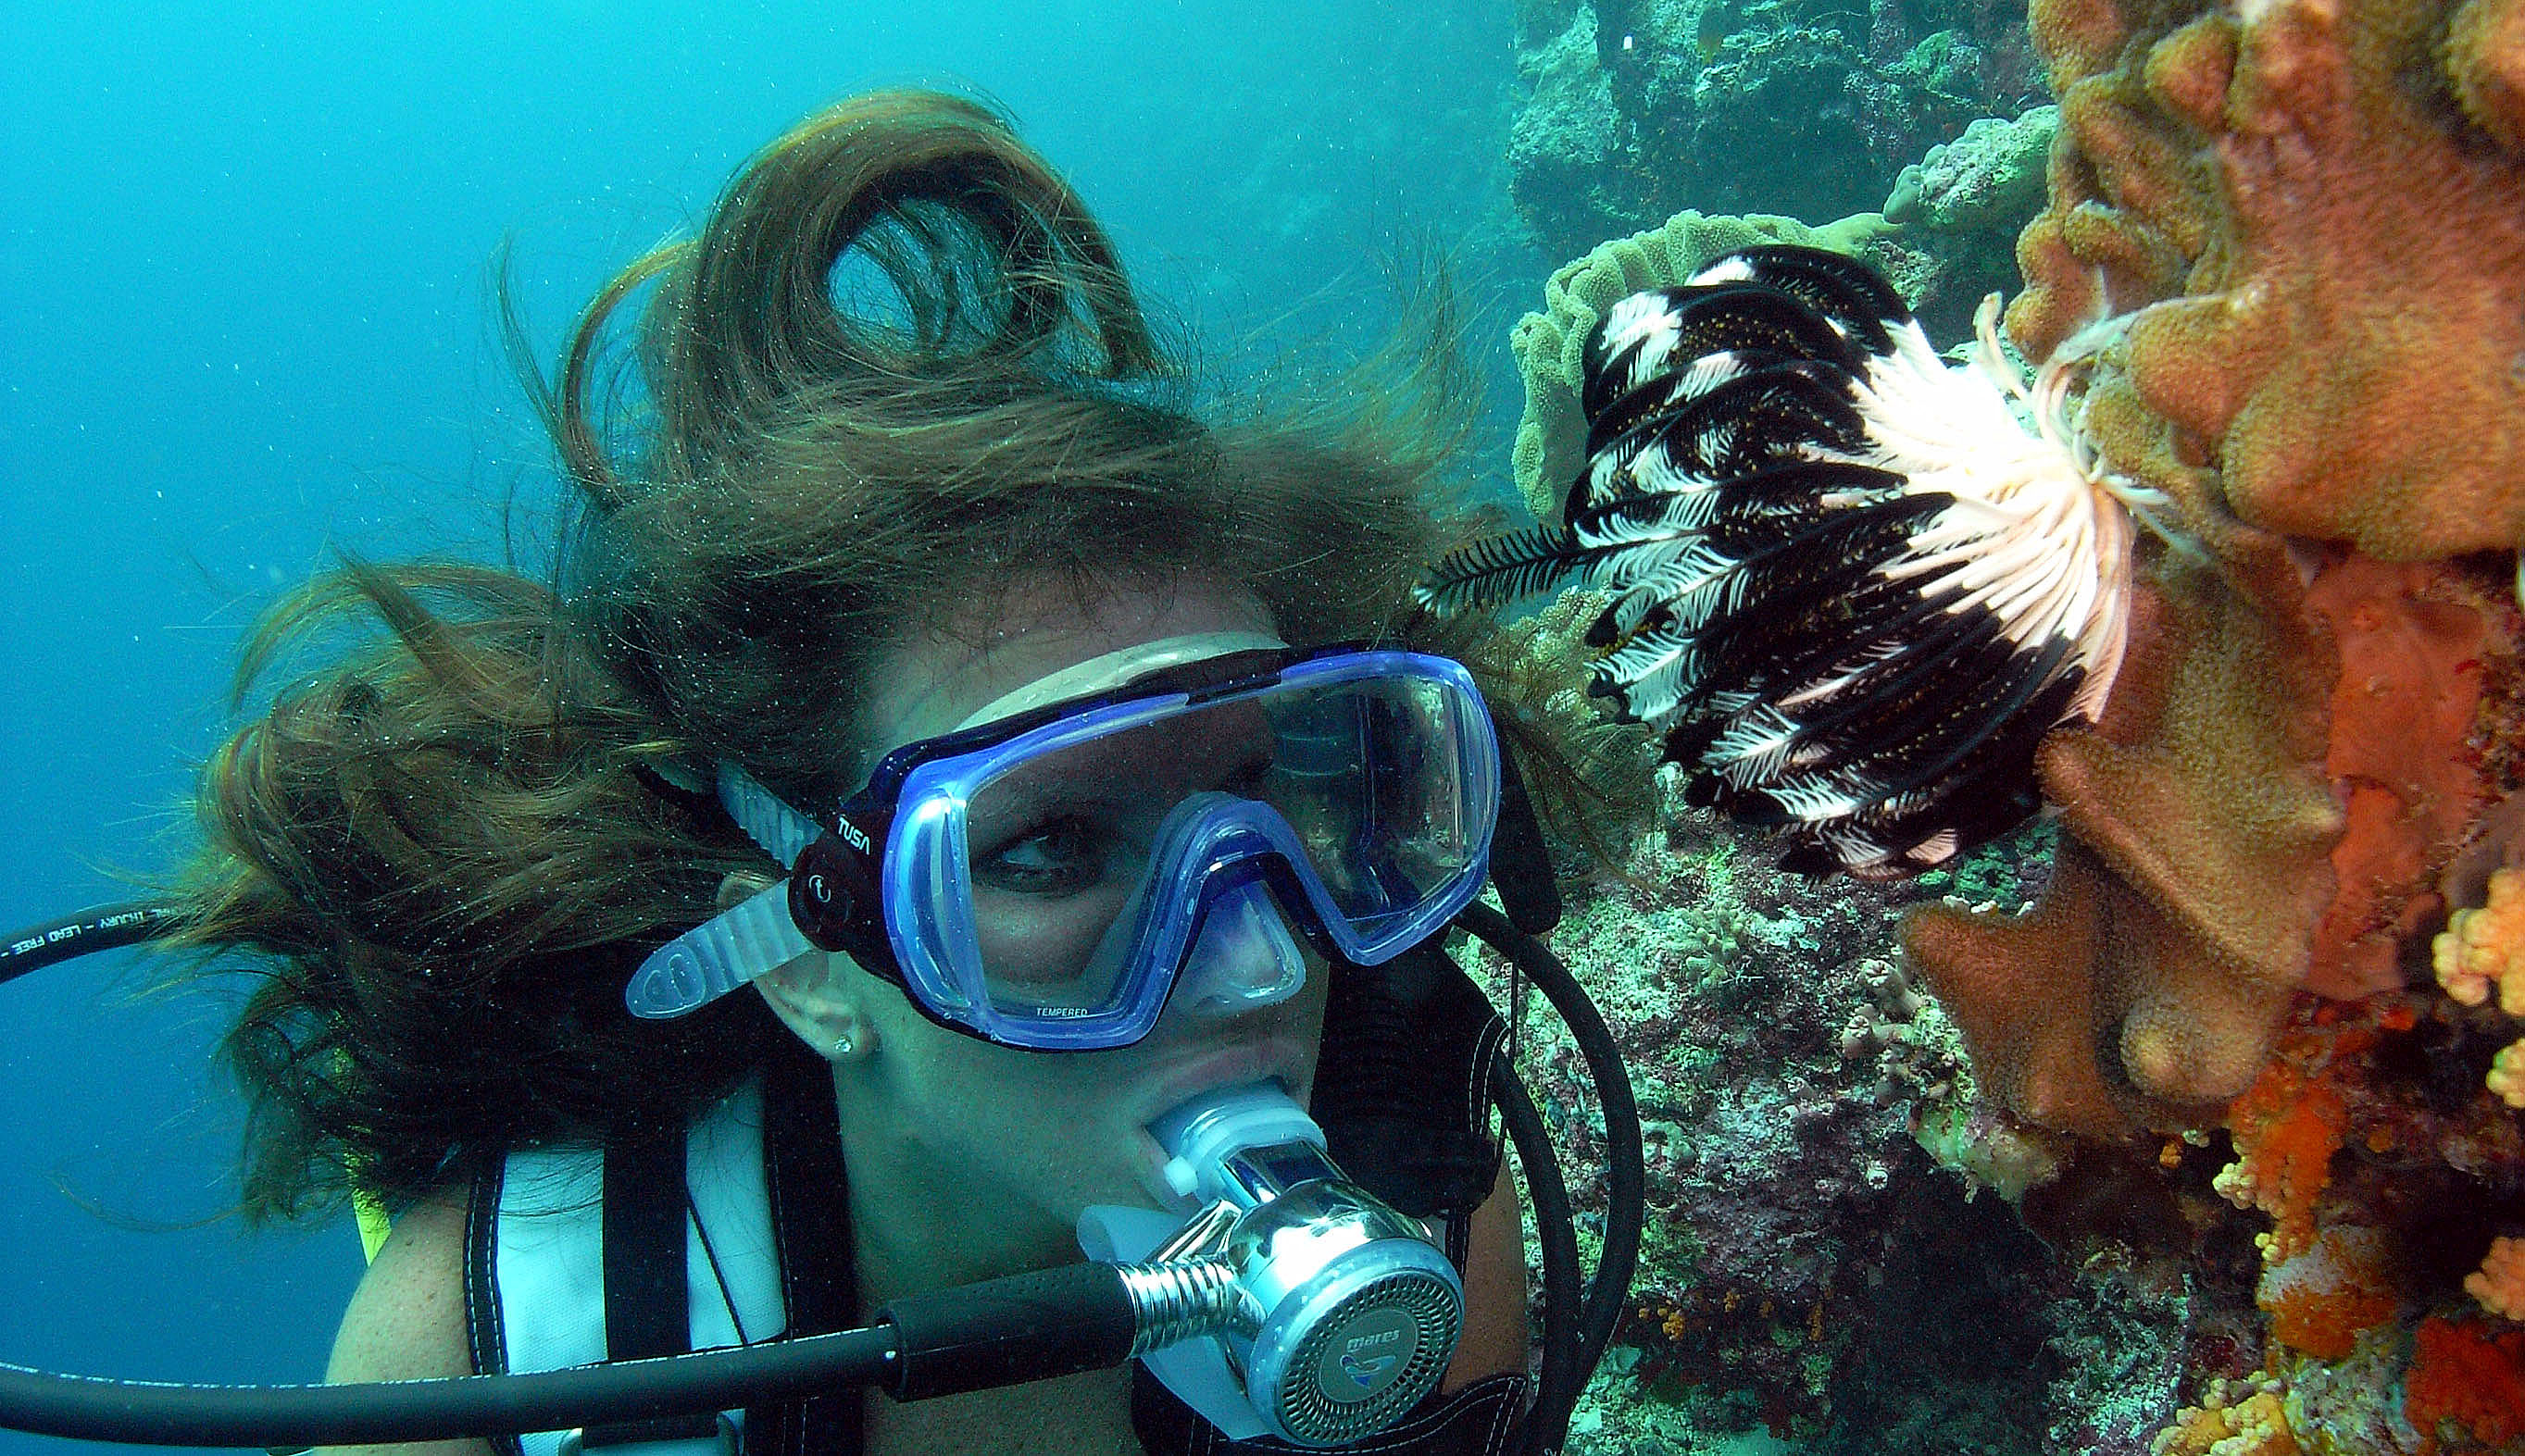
[574,1044,857,1456]
[578,1124,720,1451]
[744,1039,861,1456]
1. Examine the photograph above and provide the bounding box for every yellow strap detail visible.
[354,1188,393,1263]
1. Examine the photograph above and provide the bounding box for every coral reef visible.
[1505,0,2046,263]
[1469,596,2525,1456]
[1496,814,2525,1453]
[1871,17,2525,1425]
[1475,778,2217,1453]
[1488,0,2525,1447]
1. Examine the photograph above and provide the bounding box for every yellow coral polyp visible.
[2435,865,2525,1013]
[2469,1235,2525,1321]
[2434,867,2525,1106]
[2491,1039,2525,1110]
[2150,1375,2301,1456]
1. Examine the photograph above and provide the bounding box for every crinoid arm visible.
[1419,244,2140,878]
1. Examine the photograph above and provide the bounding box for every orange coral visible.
[2218,1048,2348,1264]
[2469,1237,2525,1322]
[2406,1316,2525,1449]
[2254,1225,2396,1360]
[2303,558,2501,997]
[1904,0,2525,1136]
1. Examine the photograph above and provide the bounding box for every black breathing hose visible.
[0,1257,1165,1447]
[1488,1059,1581,1455]
[0,903,185,989]
[0,1328,899,1448]
[1458,900,1646,1427]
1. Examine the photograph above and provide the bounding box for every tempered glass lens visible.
[956,674,1480,1019]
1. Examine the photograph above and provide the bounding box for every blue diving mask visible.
[626,636,1502,1051]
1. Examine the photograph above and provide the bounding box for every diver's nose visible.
[1170,877,1308,1016]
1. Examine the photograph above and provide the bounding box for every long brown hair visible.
[169,91,1520,1225]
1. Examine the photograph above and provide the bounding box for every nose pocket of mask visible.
[1172,877,1308,1016]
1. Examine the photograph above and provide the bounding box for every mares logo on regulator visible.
[1323,1313,1414,1399]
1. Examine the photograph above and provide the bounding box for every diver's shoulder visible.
[322,1190,492,1456]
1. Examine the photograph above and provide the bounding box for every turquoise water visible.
[0,6,1524,1452]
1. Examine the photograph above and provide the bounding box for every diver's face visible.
[810,576,1330,1275]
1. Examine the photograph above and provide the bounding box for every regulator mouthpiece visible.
[1089,1081,1464,1448]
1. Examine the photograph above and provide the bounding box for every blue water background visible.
[0,5,1530,1451]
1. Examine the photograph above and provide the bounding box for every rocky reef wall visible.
[1506,0,2049,263]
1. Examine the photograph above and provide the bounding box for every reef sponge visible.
[2301,559,2510,1000]
[1900,541,2350,1131]
[1883,106,2056,235]
[1902,0,2525,1135]
[1506,207,1892,520]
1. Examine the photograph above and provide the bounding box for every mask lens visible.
[1258,675,1482,927]
[951,666,1488,1031]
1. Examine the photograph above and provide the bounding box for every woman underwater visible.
[173,91,1560,1456]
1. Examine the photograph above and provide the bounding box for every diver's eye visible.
[974,816,1107,894]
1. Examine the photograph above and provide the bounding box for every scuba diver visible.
[6,91,1635,1456]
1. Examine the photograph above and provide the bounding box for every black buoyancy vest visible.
[463,944,1527,1456]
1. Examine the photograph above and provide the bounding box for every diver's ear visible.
[755,952,879,1063]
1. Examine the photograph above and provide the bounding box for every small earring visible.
[831,1033,856,1058]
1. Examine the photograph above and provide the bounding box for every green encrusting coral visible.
[1506,208,1893,521]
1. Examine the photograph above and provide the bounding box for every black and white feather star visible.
[1421,244,2160,879]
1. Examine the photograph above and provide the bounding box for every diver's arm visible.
[320,1192,498,1456]
[1442,1160,1531,1391]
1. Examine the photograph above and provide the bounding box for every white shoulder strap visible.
[487,1082,789,1456]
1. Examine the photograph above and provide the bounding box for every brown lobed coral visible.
[2009,0,2525,560]
[1901,0,2525,1136]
